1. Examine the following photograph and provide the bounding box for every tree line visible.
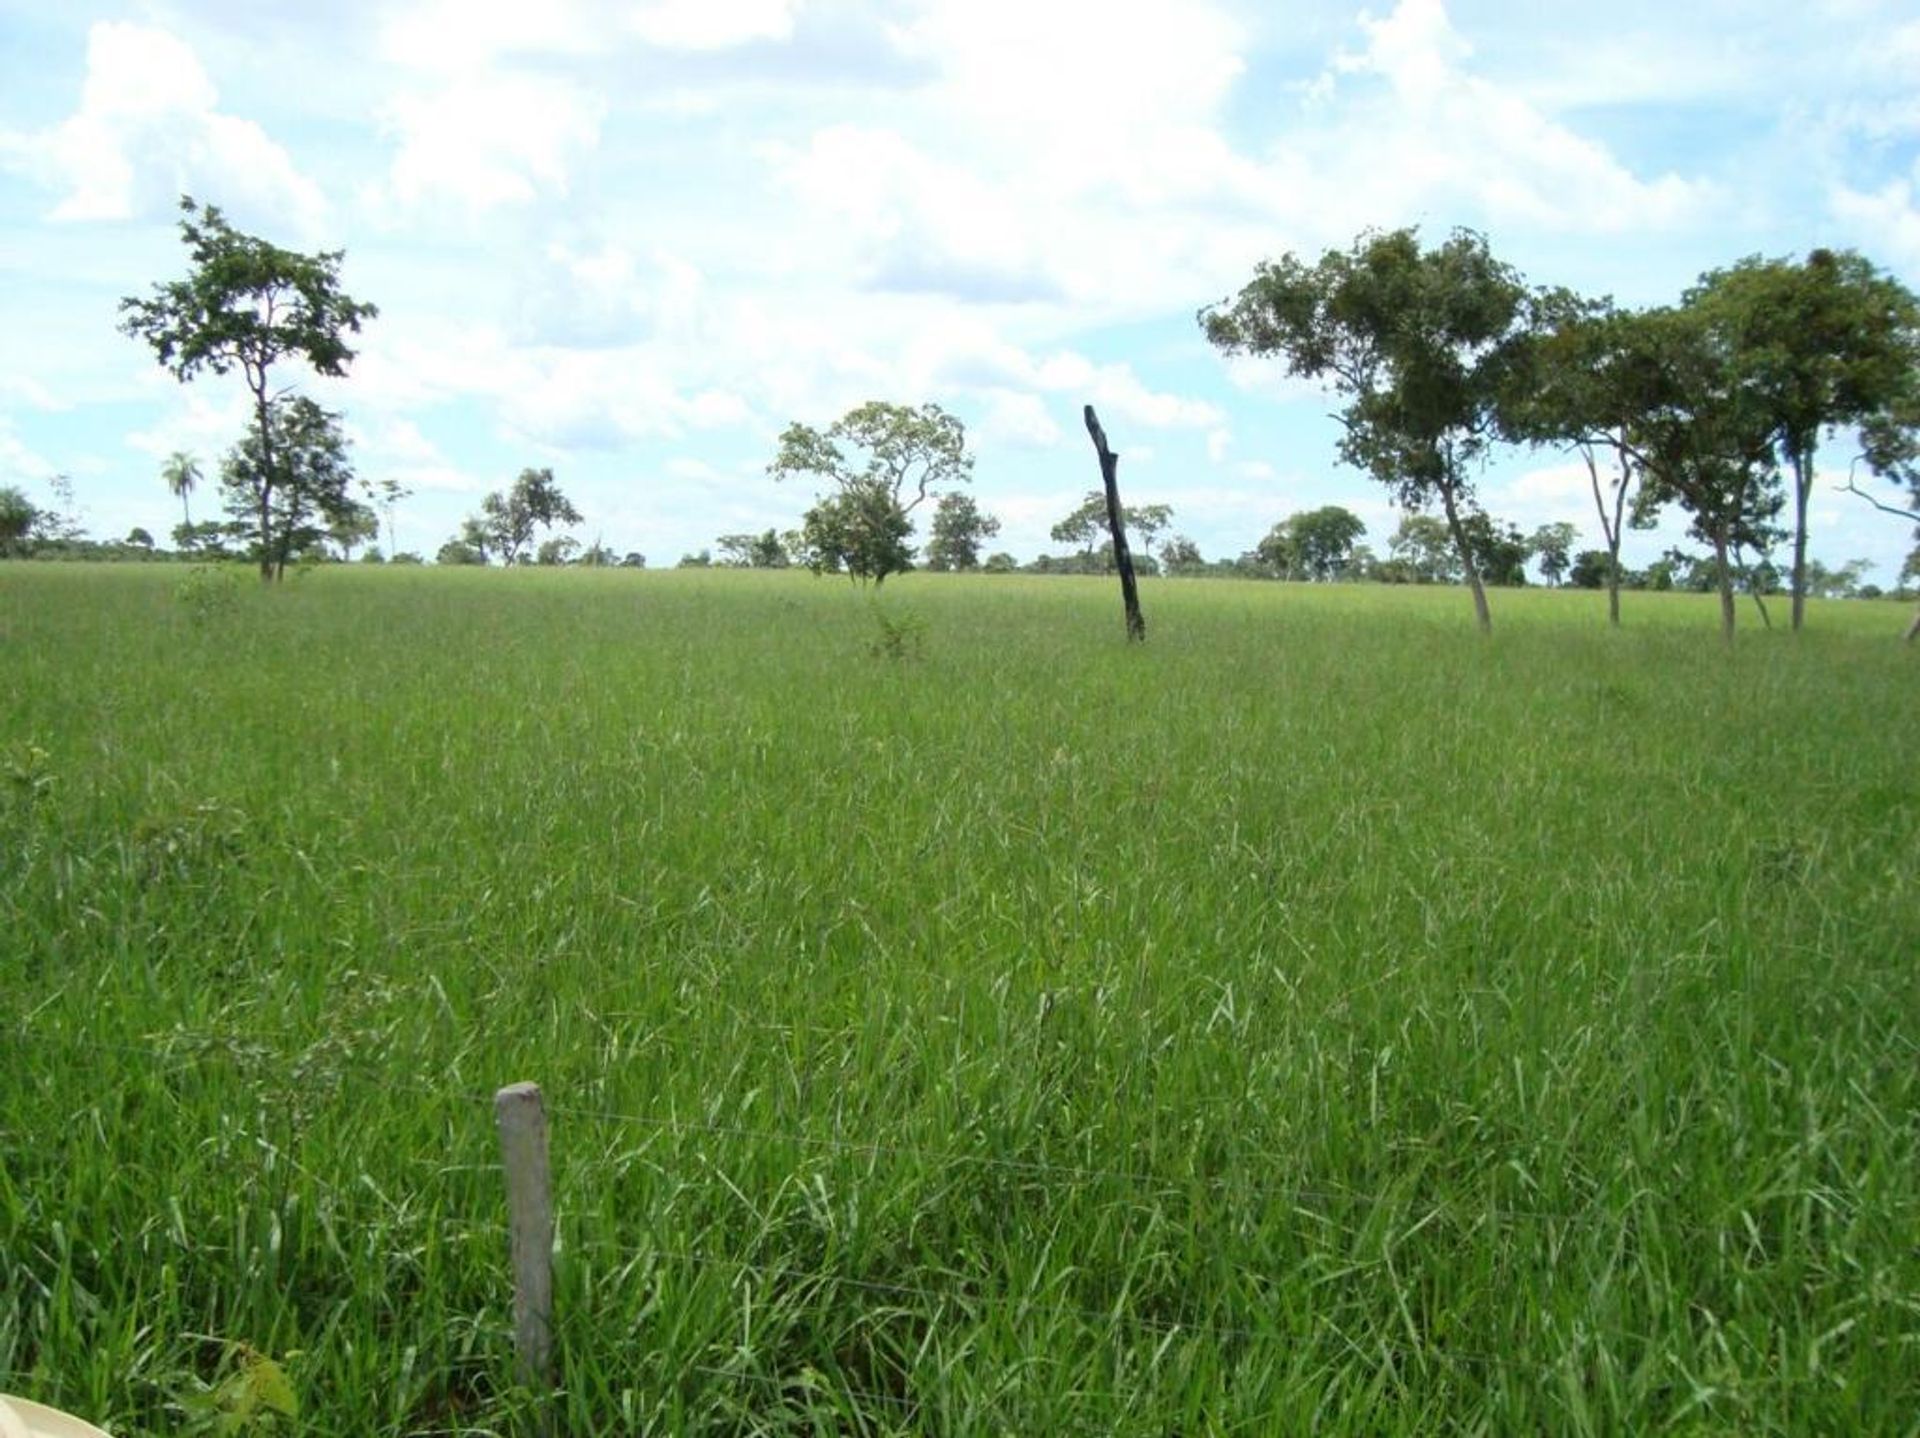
[9,199,1918,637]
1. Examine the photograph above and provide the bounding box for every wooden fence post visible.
[495,1081,555,1406]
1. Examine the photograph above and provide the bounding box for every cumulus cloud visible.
[631,0,803,50]
[375,74,604,212]
[1,22,326,233]
[1830,175,1920,269]
[1304,0,1713,234]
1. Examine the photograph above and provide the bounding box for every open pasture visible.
[3,565,1918,1434]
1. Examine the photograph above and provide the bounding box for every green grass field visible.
[4,564,1917,1435]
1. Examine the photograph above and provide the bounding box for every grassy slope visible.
[3,565,1917,1435]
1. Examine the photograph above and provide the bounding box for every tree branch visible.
[1838,477,1920,524]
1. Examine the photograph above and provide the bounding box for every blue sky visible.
[2,0,1918,575]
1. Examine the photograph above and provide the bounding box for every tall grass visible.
[3,564,1916,1434]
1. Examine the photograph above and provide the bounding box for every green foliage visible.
[924,491,1000,572]
[1568,548,1614,589]
[469,468,582,566]
[800,479,915,585]
[717,529,791,568]
[434,539,484,566]
[177,1343,298,1435]
[1387,513,1460,583]
[1048,491,1172,569]
[3,740,54,809]
[1256,506,1367,581]
[865,601,927,660]
[219,396,362,581]
[1688,249,1920,623]
[5,569,1919,1435]
[172,564,245,624]
[1458,511,1531,587]
[773,401,974,588]
[163,450,202,528]
[534,535,580,567]
[0,483,37,557]
[119,199,376,583]
[770,400,972,516]
[118,198,377,390]
[1205,227,1531,628]
[1527,522,1577,585]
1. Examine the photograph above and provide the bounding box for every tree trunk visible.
[1905,605,1920,644]
[1711,528,1736,645]
[252,380,277,583]
[1583,446,1624,628]
[1437,482,1491,634]
[1083,405,1145,642]
[1790,443,1811,632]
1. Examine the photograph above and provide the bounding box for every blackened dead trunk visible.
[1083,405,1145,642]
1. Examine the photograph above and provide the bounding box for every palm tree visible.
[162,451,201,528]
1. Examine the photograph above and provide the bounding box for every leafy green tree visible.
[1257,506,1367,581]
[925,491,1001,571]
[471,468,582,565]
[126,527,155,553]
[1204,227,1531,631]
[436,538,485,565]
[534,535,580,566]
[799,479,915,586]
[771,401,973,587]
[366,476,411,558]
[1050,491,1173,572]
[1568,549,1613,589]
[329,505,380,562]
[716,529,791,568]
[0,485,38,557]
[1527,522,1578,586]
[1459,511,1531,586]
[1500,295,1656,624]
[162,450,202,530]
[220,396,363,580]
[1620,304,1785,643]
[983,551,1018,573]
[1387,513,1460,583]
[677,549,713,568]
[1689,249,1920,631]
[119,197,377,582]
[1159,535,1205,575]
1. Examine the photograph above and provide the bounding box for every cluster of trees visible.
[14,199,1919,641]
[1203,228,1920,639]
[117,198,383,582]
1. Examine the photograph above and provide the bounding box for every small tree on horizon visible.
[119,197,377,582]
[771,401,974,586]
[1204,227,1532,631]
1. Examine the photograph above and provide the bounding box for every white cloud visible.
[0,418,55,484]
[378,0,606,72]
[631,0,802,50]
[1830,176,1920,270]
[1305,0,1713,234]
[1,22,327,233]
[375,74,604,212]
[977,389,1064,449]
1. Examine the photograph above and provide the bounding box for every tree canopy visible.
[220,396,364,581]
[1203,227,1531,631]
[772,401,975,587]
[119,198,377,581]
